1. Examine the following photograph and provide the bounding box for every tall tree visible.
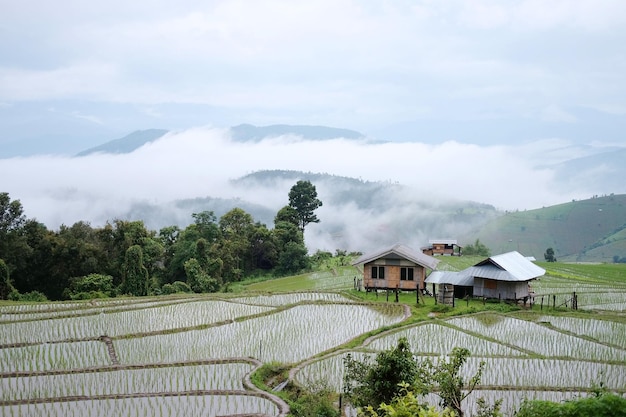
[0,258,15,300]
[288,180,323,233]
[275,205,300,228]
[249,223,278,270]
[544,247,556,262]
[219,208,255,281]
[273,218,309,275]
[0,193,28,276]
[0,192,25,235]
[192,211,221,242]
[183,257,219,293]
[121,245,149,296]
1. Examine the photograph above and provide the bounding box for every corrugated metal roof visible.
[464,265,519,281]
[472,251,545,281]
[352,243,440,270]
[425,270,474,286]
[428,239,458,245]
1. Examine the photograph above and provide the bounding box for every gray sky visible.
[1,0,625,241]
[1,0,626,143]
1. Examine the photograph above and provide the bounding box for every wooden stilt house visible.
[421,239,462,256]
[352,244,439,293]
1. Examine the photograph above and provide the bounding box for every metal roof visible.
[471,251,545,282]
[428,239,458,245]
[352,243,440,270]
[425,270,474,286]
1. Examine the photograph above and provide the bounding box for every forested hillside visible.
[0,182,325,301]
[464,194,626,262]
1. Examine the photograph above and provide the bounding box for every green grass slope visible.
[464,194,626,262]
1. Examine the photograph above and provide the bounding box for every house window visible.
[400,267,414,281]
[371,266,385,279]
[484,279,497,290]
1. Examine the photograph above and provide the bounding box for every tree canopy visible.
[288,180,323,233]
[0,190,314,300]
[544,247,557,262]
[343,339,491,417]
[462,239,491,256]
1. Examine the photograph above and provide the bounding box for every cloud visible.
[2,0,625,135]
[1,127,610,233]
[541,105,578,123]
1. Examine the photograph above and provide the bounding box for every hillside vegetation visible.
[465,194,626,263]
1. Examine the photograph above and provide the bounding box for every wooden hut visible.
[468,251,545,302]
[352,244,439,293]
[421,239,462,256]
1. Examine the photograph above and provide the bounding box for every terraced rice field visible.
[0,292,404,417]
[293,311,626,415]
[2,281,626,416]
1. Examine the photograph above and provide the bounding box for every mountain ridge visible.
[117,169,626,262]
[74,124,365,157]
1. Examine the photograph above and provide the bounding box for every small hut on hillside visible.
[421,239,462,256]
[468,251,545,302]
[352,244,439,294]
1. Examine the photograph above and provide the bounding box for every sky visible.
[1,0,625,145]
[1,0,626,244]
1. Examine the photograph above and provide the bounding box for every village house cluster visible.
[352,241,544,306]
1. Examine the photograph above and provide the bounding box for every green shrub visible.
[9,290,48,302]
[65,274,115,299]
[515,392,626,417]
[161,281,192,294]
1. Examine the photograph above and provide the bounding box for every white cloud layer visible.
[0,128,608,229]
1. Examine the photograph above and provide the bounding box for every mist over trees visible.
[0,184,322,301]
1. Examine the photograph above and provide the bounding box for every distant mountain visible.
[466,194,626,263]
[75,129,169,156]
[123,196,277,231]
[551,148,626,195]
[98,169,626,260]
[116,169,500,253]
[73,124,365,157]
[229,124,364,141]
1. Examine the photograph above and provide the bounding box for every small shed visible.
[425,270,474,305]
[352,243,439,293]
[468,251,545,301]
[421,239,462,256]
